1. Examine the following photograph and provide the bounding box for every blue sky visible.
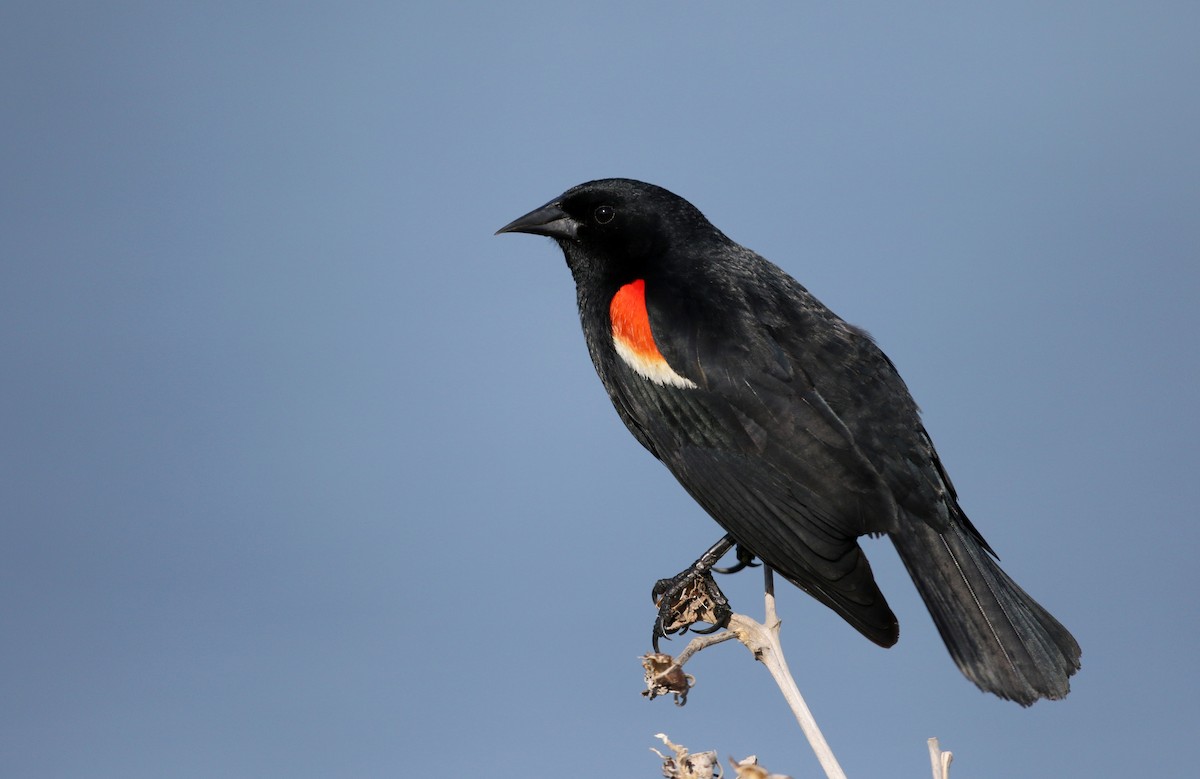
[2,3,1197,777]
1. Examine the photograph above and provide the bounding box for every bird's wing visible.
[598,268,916,644]
[609,346,901,644]
[646,256,973,538]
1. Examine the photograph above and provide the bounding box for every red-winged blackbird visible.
[497,178,1080,705]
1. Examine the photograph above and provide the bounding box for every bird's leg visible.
[651,534,737,652]
[713,543,760,575]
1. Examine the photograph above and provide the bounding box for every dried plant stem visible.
[664,567,953,779]
[731,567,847,779]
[674,627,738,666]
[928,738,953,779]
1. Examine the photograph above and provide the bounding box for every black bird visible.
[497,178,1080,705]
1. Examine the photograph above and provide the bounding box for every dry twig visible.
[645,566,955,779]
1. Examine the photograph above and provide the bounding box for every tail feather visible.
[891,518,1081,705]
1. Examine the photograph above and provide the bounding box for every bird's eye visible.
[594,205,616,225]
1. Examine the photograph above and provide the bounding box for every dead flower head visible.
[642,653,693,705]
[652,733,720,779]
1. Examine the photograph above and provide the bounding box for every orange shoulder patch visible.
[609,280,697,389]
[610,279,659,360]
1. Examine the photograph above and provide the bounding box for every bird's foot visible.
[651,566,732,653]
[713,544,760,575]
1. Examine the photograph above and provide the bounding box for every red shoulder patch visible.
[609,280,697,389]
[610,279,661,361]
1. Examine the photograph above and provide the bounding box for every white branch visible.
[927,738,953,779]
[718,568,847,779]
[648,566,955,778]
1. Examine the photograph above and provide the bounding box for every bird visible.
[496,178,1080,705]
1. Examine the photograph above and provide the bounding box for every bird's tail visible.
[890,517,1081,705]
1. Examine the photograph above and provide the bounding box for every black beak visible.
[495,202,579,241]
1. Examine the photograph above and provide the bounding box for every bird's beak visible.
[495,202,579,241]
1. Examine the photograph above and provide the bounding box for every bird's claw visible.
[650,567,733,653]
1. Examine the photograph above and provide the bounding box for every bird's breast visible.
[609,280,697,390]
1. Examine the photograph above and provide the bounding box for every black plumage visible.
[497,178,1080,705]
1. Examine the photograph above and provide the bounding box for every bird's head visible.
[496,178,724,280]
